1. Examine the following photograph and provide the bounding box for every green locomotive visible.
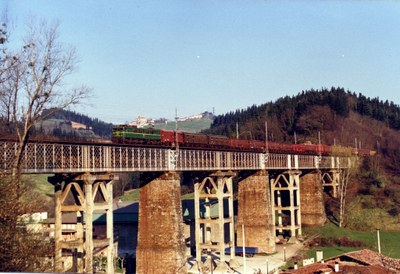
[111,125,162,145]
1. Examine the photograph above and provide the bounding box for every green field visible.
[119,189,194,201]
[182,192,195,200]
[37,118,65,127]
[24,174,54,202]
[119,189,140,202]
[303,222,400,259]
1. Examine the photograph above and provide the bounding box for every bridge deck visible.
[0,141,349,174]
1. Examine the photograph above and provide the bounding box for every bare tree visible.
[0,16,90,272]
[0,19,90,179]
[338,158,358,228]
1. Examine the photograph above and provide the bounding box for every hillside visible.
[206,87,400,171]
[206,87,400,231]
[41,109,114,138]
[153,117,212,133]
[33,118,102,141]
[35,109,212,139]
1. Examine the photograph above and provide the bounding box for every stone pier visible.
[237,170,276,254]
[136,172,187,274]
[300,171,327,226]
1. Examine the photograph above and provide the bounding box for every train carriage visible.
[160,130,183,147]
[182,132,209,148]
[268,141,294,154]
[208,135,230,149]
[229,138,253,151]
[251,140,266,151]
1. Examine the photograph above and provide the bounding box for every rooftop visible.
[281,249,400,274]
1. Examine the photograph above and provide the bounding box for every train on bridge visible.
[111,125,375,157]
[0,124,375,157]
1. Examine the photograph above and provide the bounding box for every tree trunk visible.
[338,169,350,228]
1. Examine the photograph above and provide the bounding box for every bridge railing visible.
[0,140,350,174]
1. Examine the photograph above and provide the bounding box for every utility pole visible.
[242,224,246,273]
[175,108,179,151]
[265,121,269,154]
[318,131,322,156]
[377,229,381,254]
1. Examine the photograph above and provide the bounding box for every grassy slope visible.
[24,174,54,201]
[153,118,212,133]
[119,189,140,202]
[119,189,193,202]
[304,222,400,259]
[345,195,400,231]
[21,174,54,215]
[39,118,65,126]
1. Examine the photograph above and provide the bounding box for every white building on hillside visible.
[130,116,154,128]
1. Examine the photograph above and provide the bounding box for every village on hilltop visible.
[129,111,214,128]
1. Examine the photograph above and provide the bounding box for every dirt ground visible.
[187,242,304,274]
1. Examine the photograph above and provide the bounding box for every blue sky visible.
[2,1,400,124]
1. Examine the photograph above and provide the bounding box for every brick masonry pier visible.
[237,170,276,254]
[136,172,187,274]
[300,171,327,226]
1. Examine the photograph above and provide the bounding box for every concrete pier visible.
[193,171,237,272]
[49,173,115,274]
[237,170,276,254]
[322,169,341,198]
[136,172,187,274]
[271,170,302,242]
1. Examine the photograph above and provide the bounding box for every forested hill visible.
[207,87,400,143]
[42,109,113,138]
[206,87,400,173]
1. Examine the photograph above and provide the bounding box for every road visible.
[187,242,304,274]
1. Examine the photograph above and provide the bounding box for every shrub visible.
[307,236,368,248]
[388,207,400,217]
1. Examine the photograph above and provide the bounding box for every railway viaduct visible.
[0,140,349,273]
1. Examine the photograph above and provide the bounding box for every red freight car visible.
[155,128,375,156]
[160,130,183,147]
[268,142,294,154]
[182,132,209,148]
[251,140,266,151]
[228,139,266,152]
[320,144,331,155]
[160,130,174,144]
[229,138,254,151]
[209,135,229,149]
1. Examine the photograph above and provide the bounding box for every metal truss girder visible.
[0,140,353,173]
